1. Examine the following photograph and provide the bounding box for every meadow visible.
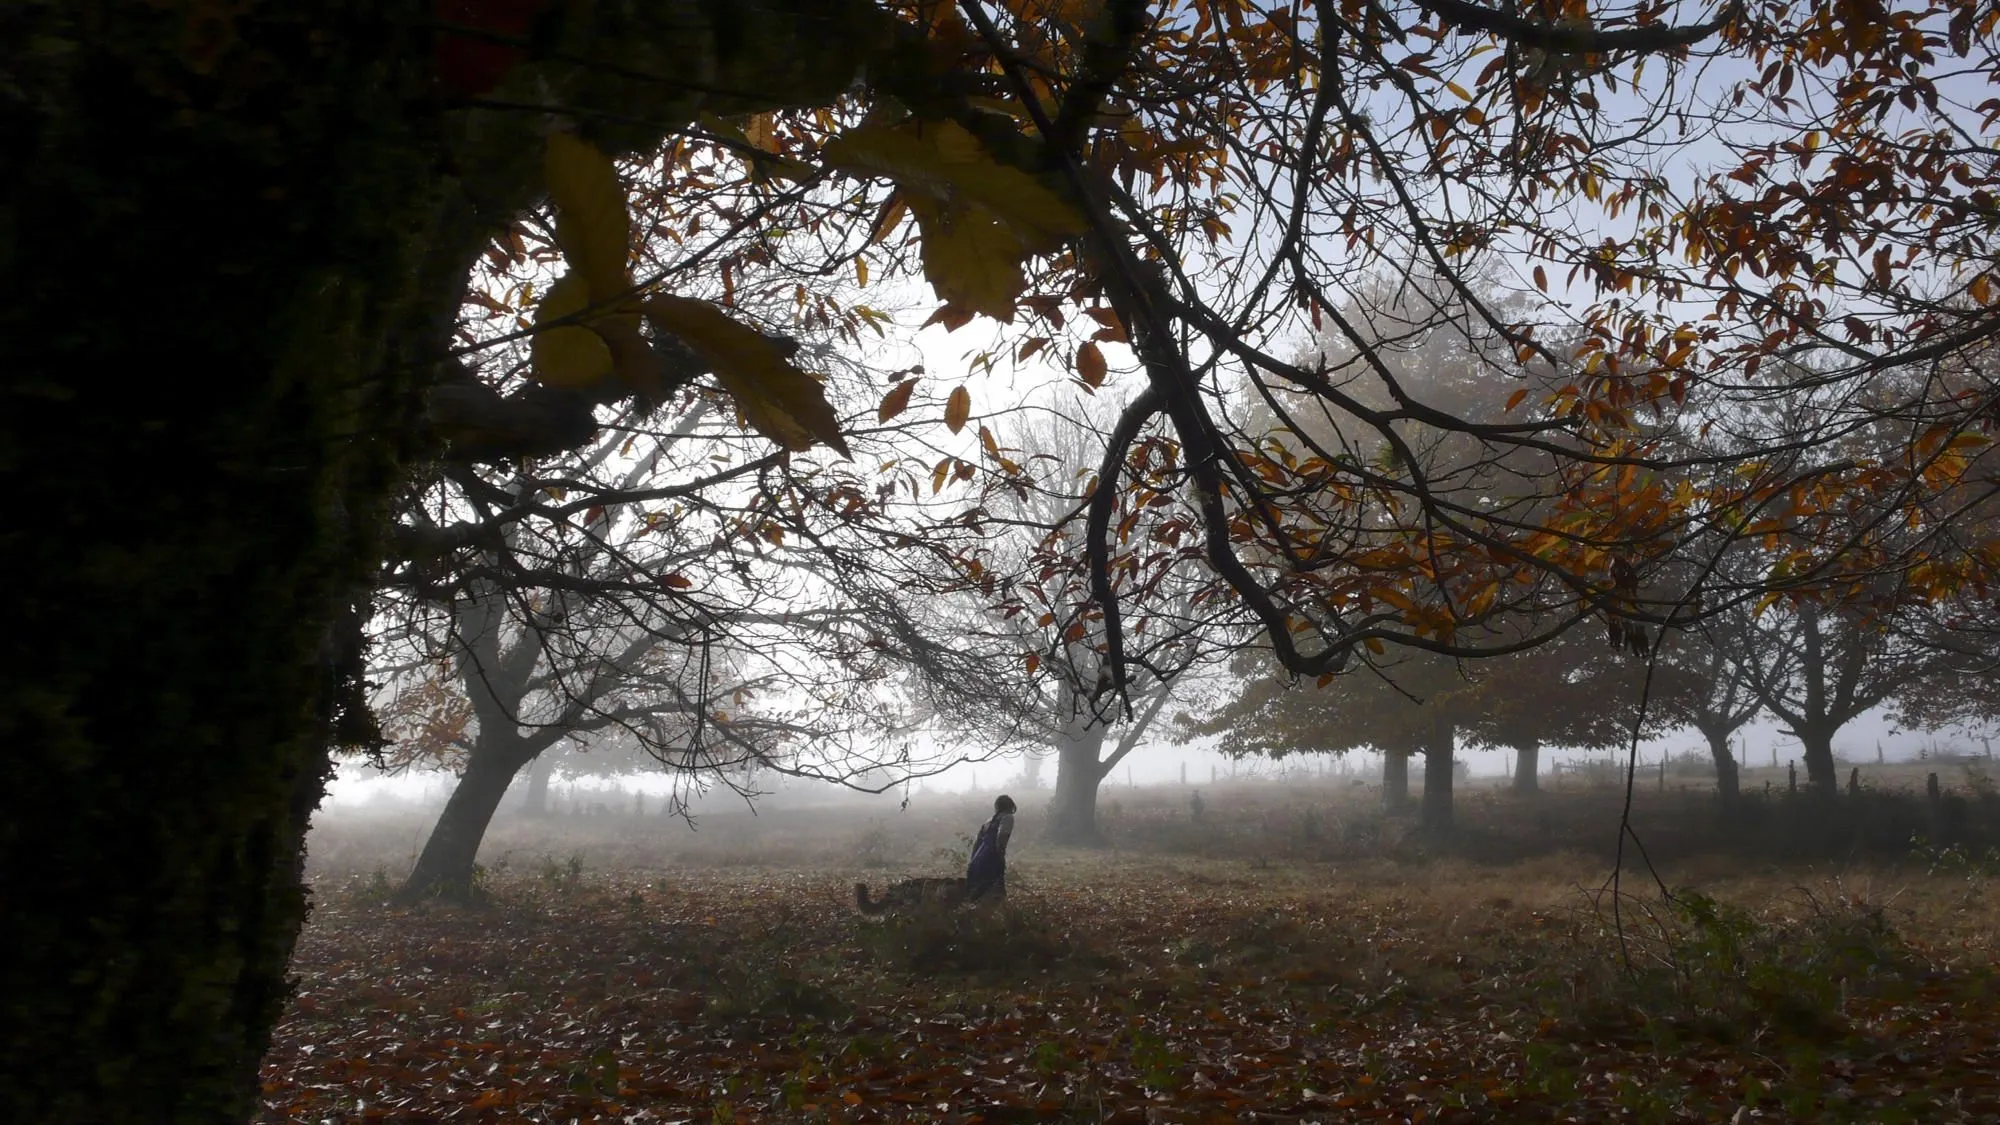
[263,764,2000,1123]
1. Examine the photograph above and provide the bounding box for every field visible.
[264,768,2000,1123]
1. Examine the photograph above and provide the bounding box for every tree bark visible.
[1419,715,1456,834]
[2,4,889,1119]
[401,738,535,901]
[522,752,557,817]
[1512,741,1540,794]
[1797,728,1839,794]
[1382,750,1411,813]
[0,7,465,1121]
[1702,727,1741,819]
[1047,722,1111,846]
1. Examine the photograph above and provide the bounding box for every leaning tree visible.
[11,2,2000,1120]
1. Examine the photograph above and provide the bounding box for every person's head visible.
[994,794,1017,815]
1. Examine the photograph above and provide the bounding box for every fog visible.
[320,701,1987,822]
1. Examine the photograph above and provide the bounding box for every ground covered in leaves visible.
[263,827,2000,1124]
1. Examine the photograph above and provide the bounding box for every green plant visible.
[535,852,584,893]
[1126,1026,1185,1094]
[1593,886,1908,1046]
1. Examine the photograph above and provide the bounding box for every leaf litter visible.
[261,861,2000,1123]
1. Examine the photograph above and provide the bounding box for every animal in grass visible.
[853,877,969,914]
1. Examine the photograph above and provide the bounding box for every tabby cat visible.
[853,878,968,914]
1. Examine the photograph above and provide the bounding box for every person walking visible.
[965,794,1016,902]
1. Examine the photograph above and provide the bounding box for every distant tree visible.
[1659,620,1765,816]
[959,397,1241,845]
[372,388,1024,899]
[1199,626,1655,832]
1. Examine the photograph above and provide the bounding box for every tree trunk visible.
[5,4,894,1120]
[1703,727,1741,819]
[522,752,557,817]
[1798,728,1839,794]
[0,8,465,1121]
[1512,742,1541,794]
[1382,750,1411,814]
[1420,716,1455,834]
[1047,722,1111,846]
[402,739,535,901]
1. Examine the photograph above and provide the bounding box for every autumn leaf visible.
[822,119,1087,250]
[530,273,614,389]
[825,118,1090,321]
[543,132,632,302]
[1077,341,1108,388]
[905,194,1029,322]
[944,385,972,434]
[645,295,850,457]
[878,377,920,423]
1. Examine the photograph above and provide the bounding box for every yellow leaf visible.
[1077,341,1108,387]
[877,377,919,423]
[530,273,614,389]
[644,295,850,457]
[824,119,1087,250]
[945,385,971,433]
[905,194,1027,321]
[544,133,633,302]
[742,112,780,153]
[1504,388,1528,412]
[855,257,869,287]
[595,311,662,399]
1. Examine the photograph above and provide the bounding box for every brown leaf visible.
[945,385,972,434]
[878,378,920,423]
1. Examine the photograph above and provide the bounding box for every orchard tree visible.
[959,398,1244,844]
[1661,617,1766,815]
[1199,625,1655,831]
[12,2,2000,1120]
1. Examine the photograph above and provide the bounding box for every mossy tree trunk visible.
[1701,726,1742,819]
[1,2,889,1120]
[1045,683,1174,846]
[1,7,460,1120]
[523,751,558,817]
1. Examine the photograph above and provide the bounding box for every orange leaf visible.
[878,377,920,423]
[1077,341,1108,388]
